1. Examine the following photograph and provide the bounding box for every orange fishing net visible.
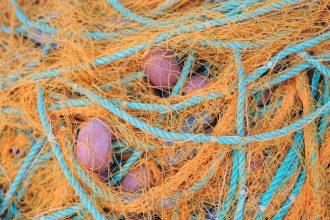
[0,0,329,219]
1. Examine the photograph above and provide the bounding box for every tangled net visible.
[0,0,329,219]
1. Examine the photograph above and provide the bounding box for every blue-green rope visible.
[272,167,306,220]
[187,152,223,194]
[2,0,302,88]
[109,151,143,186]
[0,190,21,218]
[107,0,179,27]
[172,51,196,96]
[64,79,330,145]
[248,53,330,96]
[37,86,107,220]
[99,72,146,91]
[37,205,82,220]
[311,70,321,102]
[255,132,303,219]
[217,150,239,219]
[159,152,224,208]
[1,43,52,89]
[10,0,56,34]
[246,31,330,84]
[217,50,244,220]
[63,140,117,202]
[299,52,330,78]
[0,0,329,217]
[0,137,47,214]
[16,151,53,201]
[212,0,244,13]
[259,53,330,90]
[234,50,247,220]
[226,0,265,17]
[49,92,221,113]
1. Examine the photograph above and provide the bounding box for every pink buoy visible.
[183,75,209,93]
[76,118,113,172]
[143,49,181,91]
[121,164,155,192]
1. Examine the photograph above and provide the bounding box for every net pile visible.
[0,0,329,219]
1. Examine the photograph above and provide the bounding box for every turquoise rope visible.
[200,39,265,50]
[212,0,244,13]
[16,151,53,201]
[1,43,52,89]
[311,70,321,102]
[299,52,330,78]
[172,51,196,96]
[2,0,301,87]
[116,147,134,155]
[246,31,330,84]
[310,69,326,144]
[109,151,143,186]
[0,25,26,35]
[106,0,172,27]
[99,72,146,90]
[271,67,327,219]
[112,141,128,150]
[49,92,221,113]
[72,210,87,220]
[63,140,117,202]
[107,0,197,27]
[226,0,265,17]
[1,106,22,115]
[37,205,82,220]
[216,50,242,220]
[160,152,223,208]
[1,1,328,217]
[217,149,239,219]
[7,34,326,93]
[9,0,147,41]
[255,132,303,219]
[263,57,329,87]
[187,152,223,194]
[37,87,107,220]
[10,0,288,39]
[0,190,21,218]
[250,53,330,95]
[0,23,287,50]
[0,137,47,214]
[0,22,138,41]
[64,79,330,144]
[272,167,306,220]
[234,50,247,220]
[10,0,56,33]
[5,1,187,41]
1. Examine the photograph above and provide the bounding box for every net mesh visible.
[0,0,329,219]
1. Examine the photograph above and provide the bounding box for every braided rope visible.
[37,87,107,220]
[233,50,247,220]
[0,138,46,214]
[0,0,328,218]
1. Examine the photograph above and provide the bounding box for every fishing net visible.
[0,0,329,219]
